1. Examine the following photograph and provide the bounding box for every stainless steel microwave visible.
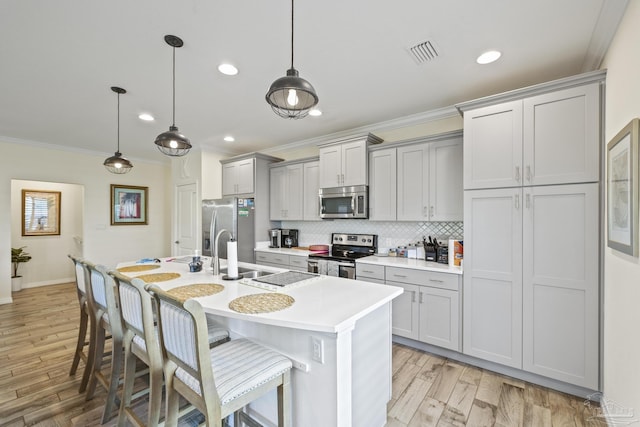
[319,185,368,219]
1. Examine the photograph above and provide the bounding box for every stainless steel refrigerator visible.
[202,198,255,263]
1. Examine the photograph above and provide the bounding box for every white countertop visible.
[117,257,402,334]
[357,256,463,275]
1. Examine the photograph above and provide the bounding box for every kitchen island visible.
[117,257,403,427]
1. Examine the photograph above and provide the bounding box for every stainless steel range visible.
[308,233,377,279]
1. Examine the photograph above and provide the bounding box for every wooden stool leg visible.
[85,322,105,400]
[117,338,136,426]
[101,336,123,424]
[70,307,88,376]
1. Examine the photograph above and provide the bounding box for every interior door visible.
[175,183,198,256]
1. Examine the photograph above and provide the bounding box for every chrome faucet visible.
[212,228,233,275]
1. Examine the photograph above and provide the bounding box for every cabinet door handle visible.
[337,174,341,184]
[363,269,374,274]
[419,291,423,304]
[429,278,443,283]
[515,166,521,183]
[526,165,531,182]
[422,206,427,216]
[515,194,520,209]
[430,206,434,217]
[526,193,531,209]
[392,274,407,279]
[411,290,416,303]
[341,174,345,184]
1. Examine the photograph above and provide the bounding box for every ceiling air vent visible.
[407,40,439,65]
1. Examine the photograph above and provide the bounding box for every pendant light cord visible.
[172,45,176,127]
[116,92,121,152]
[290,0,294,69]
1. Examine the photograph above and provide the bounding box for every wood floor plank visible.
[388,377,430,424]
[392,362,422,400]
[475,371,504,407]
[426,361,464,403]
[523,402,551,427]
[407,397,446,427]
[495,383,524,427]
[466,399,496,427]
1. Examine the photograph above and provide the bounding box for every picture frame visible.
[110,184,148,226]
[607,118,639,256]
[22,189,61,236]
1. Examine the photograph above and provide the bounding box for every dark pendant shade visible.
[266,68,318,119]
[154,125,192,156]
[104,152,133,174]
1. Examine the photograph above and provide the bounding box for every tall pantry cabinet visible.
[457,71,605,390]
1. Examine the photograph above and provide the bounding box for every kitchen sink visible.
[220,267,273,279]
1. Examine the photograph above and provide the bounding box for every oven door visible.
[338,263,356,279]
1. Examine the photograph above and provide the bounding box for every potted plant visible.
[11,246,32,292]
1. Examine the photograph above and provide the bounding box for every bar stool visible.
[150,285,293,427]
[110,270,230,427]
[67,254,93,392]
[83,261,126,424]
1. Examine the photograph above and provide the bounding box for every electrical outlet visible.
[312,336,324,364]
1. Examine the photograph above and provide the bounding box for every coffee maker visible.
[281,229,299,248]
[269,229,281,248]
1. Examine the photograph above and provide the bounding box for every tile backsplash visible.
[280,220,463,251]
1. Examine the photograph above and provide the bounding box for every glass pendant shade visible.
[154,125,191,156]
[104,152,133,174]
[266,68,318,119]
[104,86,133,174]
[155,35,191,157]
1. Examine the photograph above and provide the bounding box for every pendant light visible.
[266,0,319,119]
[154,35,192,157]
[104,87,133,174]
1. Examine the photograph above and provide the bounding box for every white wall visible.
[0,139,171,304]
[11,180,83,287]
[600,0,640,418]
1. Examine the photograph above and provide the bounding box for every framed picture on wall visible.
[607,118,639,256]
[22,189,61,236]
[110,184,148,225]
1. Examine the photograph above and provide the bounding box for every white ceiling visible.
[0,0,628,164]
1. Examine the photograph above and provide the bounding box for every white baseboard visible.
[21,277,74,289]
[0,296,13,305]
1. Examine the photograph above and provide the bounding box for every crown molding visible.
[261,105,459,155]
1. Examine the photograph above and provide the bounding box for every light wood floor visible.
[1,283,602,426]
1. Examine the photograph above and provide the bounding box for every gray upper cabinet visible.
[222,158,255,195]
[462,80,601,190]
[395,134,463,221]
[318,138,367,188]
[369,148,397,221]
[303,161,320,221]
[270,163,304,221]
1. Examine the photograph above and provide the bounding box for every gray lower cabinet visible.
[255,251,309,272]
[357,263,461,351]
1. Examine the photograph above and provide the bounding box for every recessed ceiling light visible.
[309,109,322,117]
[218,63,238,76]
[224,135,235,142]
[476,50,502,65]
[138,113,155,121]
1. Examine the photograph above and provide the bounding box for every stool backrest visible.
[85,261,123,337]
[110,271,160,362]
[150,285,221,403]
